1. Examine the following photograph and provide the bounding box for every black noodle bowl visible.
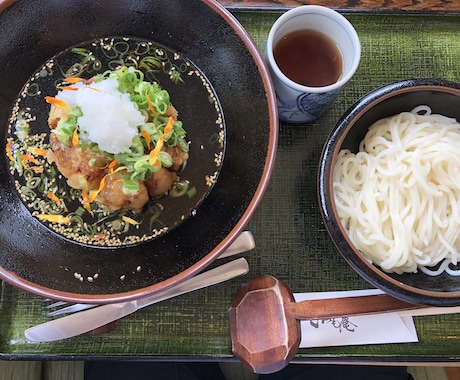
[0,0,277,303]
[319,79,460,306]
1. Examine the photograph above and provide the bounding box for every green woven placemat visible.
[241,11,460,360]
[239,11,460,292]
[1,11,460,361]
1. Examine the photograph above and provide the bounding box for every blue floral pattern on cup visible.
[277,88,341,123]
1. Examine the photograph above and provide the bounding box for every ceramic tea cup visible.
[266,5,361,123]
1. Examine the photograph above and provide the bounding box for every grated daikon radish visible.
[56,78,145,154]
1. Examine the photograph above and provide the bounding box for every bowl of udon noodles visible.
[319,78,460,307]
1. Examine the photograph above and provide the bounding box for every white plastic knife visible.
[25,256,250,342]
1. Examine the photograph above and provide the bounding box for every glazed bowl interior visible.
[319,79,460,307]
[0,0,277,303]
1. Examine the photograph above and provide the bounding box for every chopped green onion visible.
[170,181,189,197]
[158,151,173,168]
[187,186,197,198]
[122,178,140,195]
[75,206,87,217]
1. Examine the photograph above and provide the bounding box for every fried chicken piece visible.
[143,144,188,196]
[47,134,108,190]
[165,104,178,119]
[46,93,187,211]
[164,146,189,172]
[48,104,70,129]
[96,171,149,213]
[144,167,178,197]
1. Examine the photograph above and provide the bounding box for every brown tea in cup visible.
[273,29,342,88]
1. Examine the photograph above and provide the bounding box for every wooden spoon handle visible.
[286,293,422,320]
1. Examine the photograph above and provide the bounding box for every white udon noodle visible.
[333,105,460,276]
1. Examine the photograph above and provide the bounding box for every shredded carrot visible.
[111,166,128,176]
[86,86,101,92]
[122,215,140,225]
[45,96,71,110]
[141,130,151,148]
[149,143,163,167]
[89,175,107,202]
[6,140,15,162]
[149,117,174,166]
[108,160,118,174]
[87,166,129,204]
[21,154,39,165]
[81,189,92,213]
[30,166,44,174]
[64,77,83,84]
[91,232,108,241]
[146,93,158,116]
[27,147,48,156]
[72,126,79,147]
[36,214,71,224]
[56,85,78,91]
[47,191,62,205]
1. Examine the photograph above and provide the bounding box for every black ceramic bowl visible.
[0,0,278,303]
[319,79,460,307]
